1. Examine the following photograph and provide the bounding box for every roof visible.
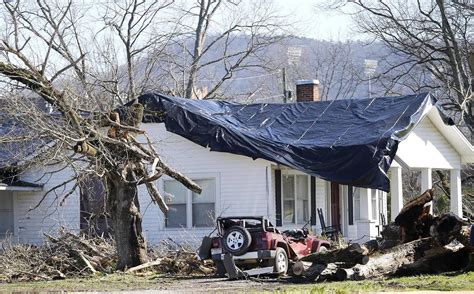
[134,92,460,191]
[0,115,38,169]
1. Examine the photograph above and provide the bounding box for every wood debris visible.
[292,189,473,282]
[0,231,214,282]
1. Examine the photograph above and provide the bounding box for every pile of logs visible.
[292,189,473,281]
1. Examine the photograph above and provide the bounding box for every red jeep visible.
[199,216,330,276]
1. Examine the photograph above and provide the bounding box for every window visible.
[353,187,361,221]
[164,178,216,228]
[371,189,377,221]
[282,174,309,224]
[0,193,14,236]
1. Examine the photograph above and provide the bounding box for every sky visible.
[274,0,359,41]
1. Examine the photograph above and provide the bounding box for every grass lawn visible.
[0,271,472,293]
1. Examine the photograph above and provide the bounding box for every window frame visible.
[280,170,311,225]
[161,173,219,229]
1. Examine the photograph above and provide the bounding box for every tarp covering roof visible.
[135,92,445,191]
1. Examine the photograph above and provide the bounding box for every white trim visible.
[427,108,474,164]
[266,165,274,223]
[280,171,310,225]
[0,185,43,192]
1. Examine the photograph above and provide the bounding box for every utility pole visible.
[282,68,288,103]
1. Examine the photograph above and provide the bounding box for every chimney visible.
[296,80,320,102]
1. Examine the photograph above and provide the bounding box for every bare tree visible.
[0,0,201,269]
[329,0,473,131]
[174,0,288,99]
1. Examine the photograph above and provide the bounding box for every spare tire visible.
[222,226,252,256]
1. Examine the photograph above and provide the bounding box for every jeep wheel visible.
[222,226,252,256]
[273,247,288,275]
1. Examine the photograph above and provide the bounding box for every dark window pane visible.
[193,203,215,227]
[192,179,215,203]
[283,200,295,223]
[166,204,187,228]
[0,211,13,235]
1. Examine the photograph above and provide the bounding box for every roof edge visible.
[427,108,474,164]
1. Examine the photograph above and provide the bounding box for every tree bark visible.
[301,243,369,266]
[347,238,436,280]
[106,171,147,270]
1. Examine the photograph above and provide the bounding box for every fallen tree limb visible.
[79,253,97,274]
[126,259,163,273]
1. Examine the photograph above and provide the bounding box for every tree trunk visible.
[347,238,436,280]
[107,172,147,270]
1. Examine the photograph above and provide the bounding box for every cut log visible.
[336,268,355,281]
[292,261,312,276]
[302,263,327,281]
[347,238,436,280]
[301,243,369,266]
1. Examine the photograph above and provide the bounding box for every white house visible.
[1,80,473,245]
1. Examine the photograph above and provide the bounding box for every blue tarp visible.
[134,92,445,191]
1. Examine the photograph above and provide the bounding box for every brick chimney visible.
[296,80,320,102]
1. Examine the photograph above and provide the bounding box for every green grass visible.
[0,271,473,293]
[273,272,474,293]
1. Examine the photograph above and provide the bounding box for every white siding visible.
[139,124,272,245]
[13,166,80,244]
[397,118,461,169]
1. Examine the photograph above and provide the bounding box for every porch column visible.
[359,188,372,220]
[450,169,463,217]
[390,166,403,222]
[357,188,374,241]
[421,168,433,213]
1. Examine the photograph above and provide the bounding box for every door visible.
[330,182,340,229]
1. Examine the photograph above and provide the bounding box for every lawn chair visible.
[317,208,340,241]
